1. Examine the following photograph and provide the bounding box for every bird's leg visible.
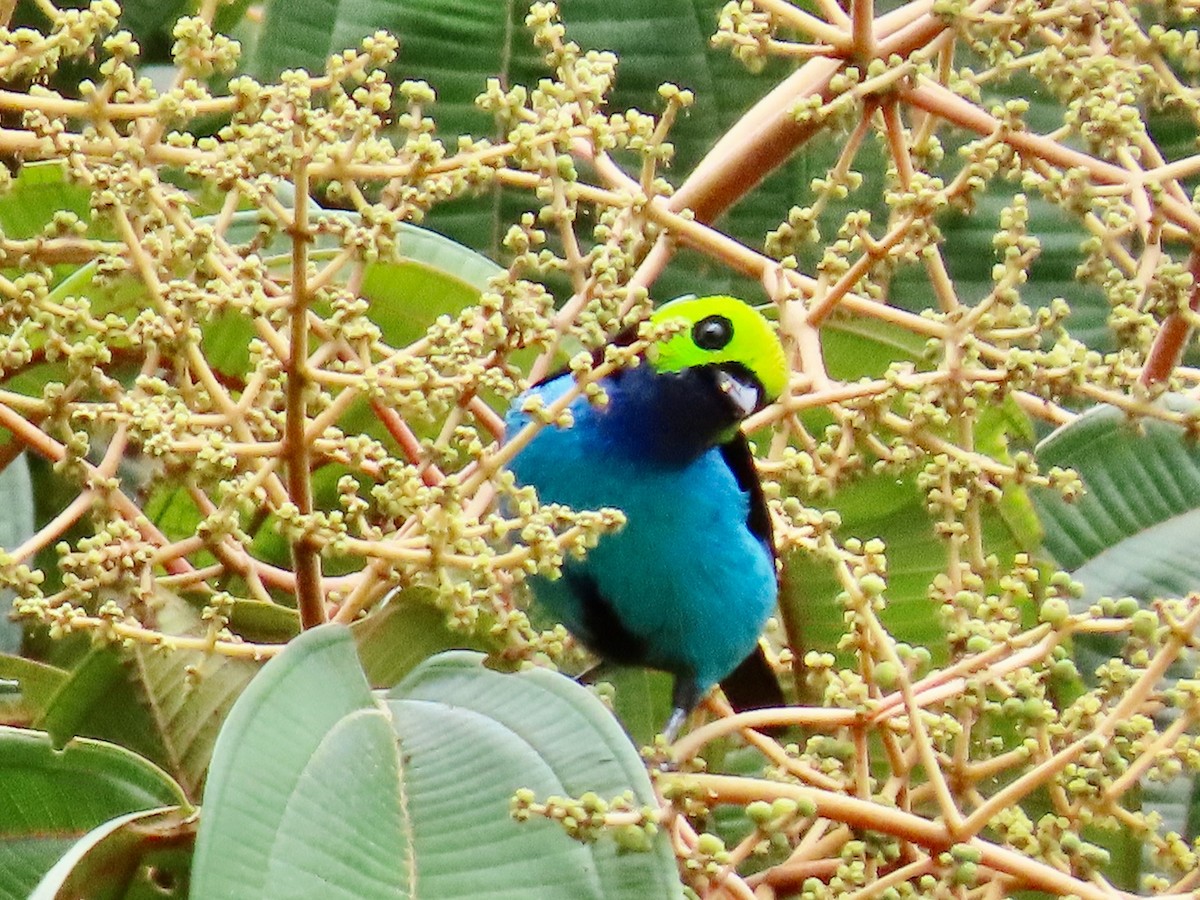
[662,707,687,744]
[664,677,701,742]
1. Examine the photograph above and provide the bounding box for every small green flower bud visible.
[1040,597,1070,626]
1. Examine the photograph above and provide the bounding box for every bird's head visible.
[646,295,788,423]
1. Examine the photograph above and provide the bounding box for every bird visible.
[504,295,788,740]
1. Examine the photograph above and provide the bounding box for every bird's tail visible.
[719,643,788,735]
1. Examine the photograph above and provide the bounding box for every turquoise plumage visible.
[504,296,787,738]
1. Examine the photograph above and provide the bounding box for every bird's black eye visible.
[692,314,733,351]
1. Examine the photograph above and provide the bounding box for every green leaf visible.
[124,642,261,800]
[191,624,408,898]
[350,587,492,689]
[0,655,68,726]
[193,625,681,899]
[29,806,194,900]
[822,314,929,381]
[783,474,949,664]
[36,647,166,768]
[214,599,299,644]
[387,650,682,899]
[1034,398,1200,601]
[0,456,35,655]
[34,595,262,801]
[0,727,187,900]
[786,467,1039,668]
[600,666,673,749]
[0,162,92,245]
[117,0,190,62]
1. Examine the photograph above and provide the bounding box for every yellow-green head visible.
[647,295,788,415]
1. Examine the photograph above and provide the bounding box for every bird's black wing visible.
[717,434,787,717]
[568,570,649,668]
[720,645,786,718]
[719,434,775,558]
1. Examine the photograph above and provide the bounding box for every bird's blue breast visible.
[504,368,776,695]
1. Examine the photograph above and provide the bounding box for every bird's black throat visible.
[597,363,762,465]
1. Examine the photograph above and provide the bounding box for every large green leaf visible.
[601,666,674,749]
[190,624,405,899]
[35,647,166,768]
[786,459,1039,670]
[784,473,946,664]
[124,642,261,800]
[1034,398,1200,602]
[192,624,681,899]
[387,651,681,899]
[0,727,187,900]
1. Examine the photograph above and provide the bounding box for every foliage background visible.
[0,0,1199,897]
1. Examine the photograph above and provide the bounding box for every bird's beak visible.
[716,368,761,419]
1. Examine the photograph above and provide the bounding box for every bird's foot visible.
[662,706,687,745]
